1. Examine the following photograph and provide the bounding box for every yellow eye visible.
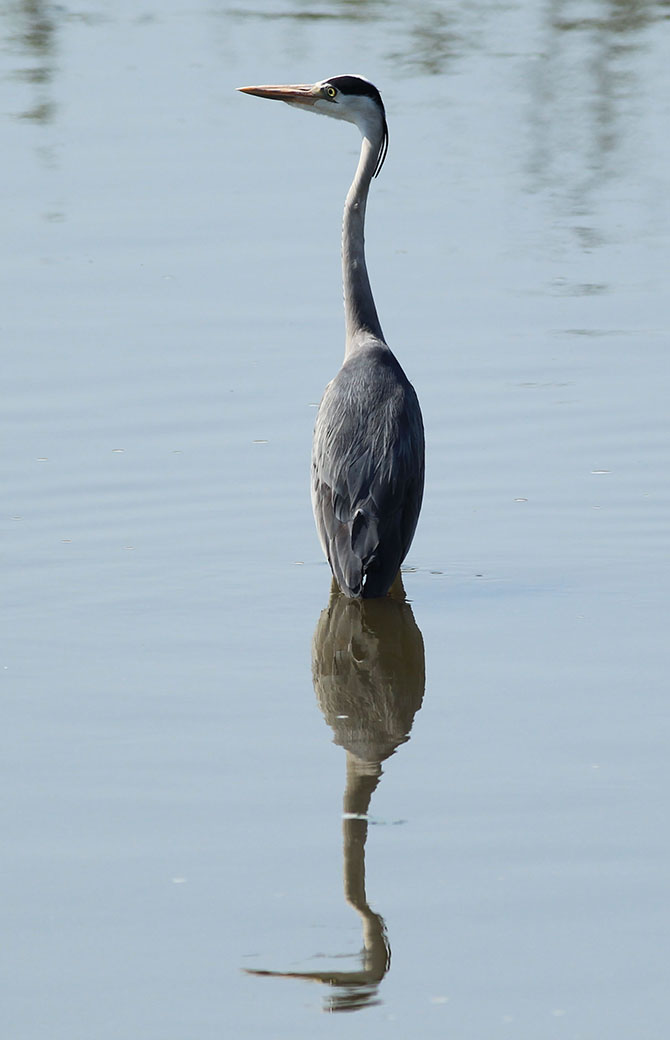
[325,85,337,99]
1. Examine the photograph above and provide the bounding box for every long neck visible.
[342,132,385,353]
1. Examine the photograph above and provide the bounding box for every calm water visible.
[3,1,669,1037]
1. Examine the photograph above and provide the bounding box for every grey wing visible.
[311,374,424,599]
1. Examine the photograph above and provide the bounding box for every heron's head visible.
[237,75,388,176]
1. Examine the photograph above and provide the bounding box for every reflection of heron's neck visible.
[342,130,385,353]
[342,752,390,979]
[342,752,381,907]
[244,751,390,1002]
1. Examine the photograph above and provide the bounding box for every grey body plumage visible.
[238,75,424,598]
[312,336,424,598]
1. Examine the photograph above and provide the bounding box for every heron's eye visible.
[324,85,337,99]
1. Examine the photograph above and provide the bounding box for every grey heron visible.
[238,75,424,598]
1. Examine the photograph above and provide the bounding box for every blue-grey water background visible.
[2,1,669,1037]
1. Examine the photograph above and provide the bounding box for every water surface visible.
[3,1,669,1037]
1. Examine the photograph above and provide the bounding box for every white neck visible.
[342,128,385,355]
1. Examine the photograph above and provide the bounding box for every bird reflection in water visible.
[245,577,424,1012]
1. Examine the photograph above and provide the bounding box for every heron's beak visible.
[237,83,319,106]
